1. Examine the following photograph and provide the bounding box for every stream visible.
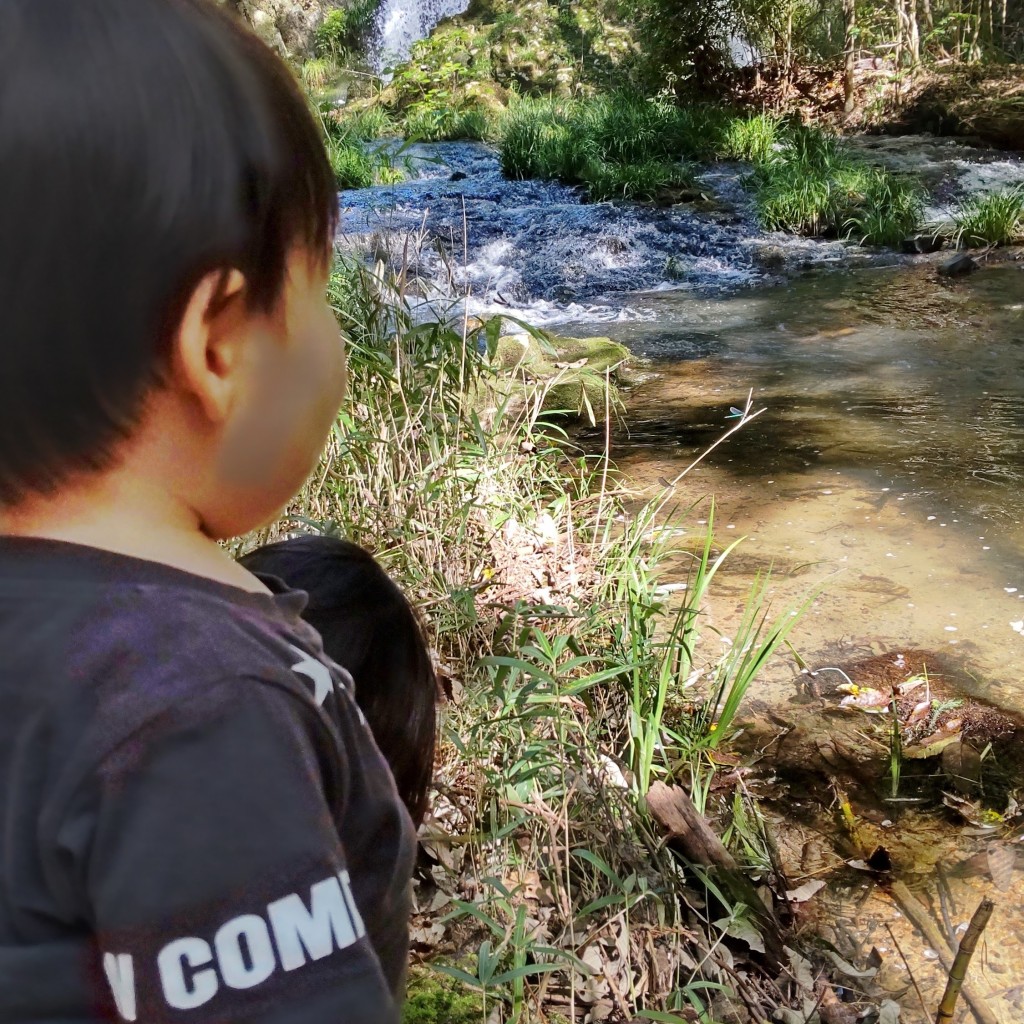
[339,133,1024,1020]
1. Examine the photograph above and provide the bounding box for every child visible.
[0,2,414,1021]
[239,536,438,828]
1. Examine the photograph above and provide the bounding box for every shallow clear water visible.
[569,261,1024,707]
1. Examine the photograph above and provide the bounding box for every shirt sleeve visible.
[60,675,399,1024]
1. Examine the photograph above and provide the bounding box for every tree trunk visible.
[843,0,857,113]
[908,0,921,62]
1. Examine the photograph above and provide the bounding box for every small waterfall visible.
[371,0,471,73]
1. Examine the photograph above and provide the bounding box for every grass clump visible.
[952,184,1024,247]
[499,93,697,201]
[403,104,496,142]
[718,112,784,163]
[319,108,407,190]
[585,158,696,201]
[325,137,375,190]
[753,128,922,244]
[334,106,399,142]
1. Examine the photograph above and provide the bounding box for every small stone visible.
[938,253,978,277]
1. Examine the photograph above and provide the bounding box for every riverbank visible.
[246,250,1024,1022]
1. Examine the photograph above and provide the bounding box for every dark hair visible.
[0,0,338,506]
[239,535,437,827]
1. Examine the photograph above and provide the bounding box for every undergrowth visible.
[752,127,923,243]
[497,93,922,239]
[241,251,813,1022]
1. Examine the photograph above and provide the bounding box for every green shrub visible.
[314,0,377,58]
[952,184,1024,247]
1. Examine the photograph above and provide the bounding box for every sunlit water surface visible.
[568,262,1024,708]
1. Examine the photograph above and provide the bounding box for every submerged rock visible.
[491,332,633,422]
[938,252,978,277]
[901,234,945,254]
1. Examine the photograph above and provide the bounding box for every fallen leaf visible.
[714,914,765,954]
[988,843,1015,891]
[786,879,826,903]
[877,999,902,1023]
[825,950,877,979]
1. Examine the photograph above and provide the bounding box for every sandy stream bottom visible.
[590,265,1024,1021]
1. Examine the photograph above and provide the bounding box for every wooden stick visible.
[889,881,1000,1024]
[935,898,995,1024]
[885,922,930,1022]
[645,782,784,967]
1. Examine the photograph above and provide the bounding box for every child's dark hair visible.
[0,0,338,506]
[240,535,438,827]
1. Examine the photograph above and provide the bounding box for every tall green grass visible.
[497,95,923,244]
[753,127,923,244]
[319,107,407,190]
[243,254,809,1021]
[952,184,1024,247]
[499,94,700,201]
[403,105,495,142]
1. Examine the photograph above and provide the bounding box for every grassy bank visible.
[241,257,816,1021]
[497,94,924,243]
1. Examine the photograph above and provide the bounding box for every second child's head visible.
[0,0,344,538]
[240,536,438,827]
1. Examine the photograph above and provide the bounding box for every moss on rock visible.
[491,331,634,422]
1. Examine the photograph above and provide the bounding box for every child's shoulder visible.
[0,538,337,746]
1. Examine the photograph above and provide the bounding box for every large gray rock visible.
[219,0,341,57]
[937,252,979,277]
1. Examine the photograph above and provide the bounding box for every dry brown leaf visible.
[987,842,1015,891]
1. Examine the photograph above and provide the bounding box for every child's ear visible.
[171,268,250,423]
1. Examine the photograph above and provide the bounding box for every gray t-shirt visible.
[0,537,416,1023]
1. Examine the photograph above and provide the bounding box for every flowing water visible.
[343,134,1024,1018]
[568,262,1024,708]
[372,0,469,71]
[339,137,1024,699]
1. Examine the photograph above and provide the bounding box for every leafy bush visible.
[314,0,378,58]
[952,184,1024,247]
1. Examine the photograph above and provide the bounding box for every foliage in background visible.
[496,93,923,241]
[314,0,379,60]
